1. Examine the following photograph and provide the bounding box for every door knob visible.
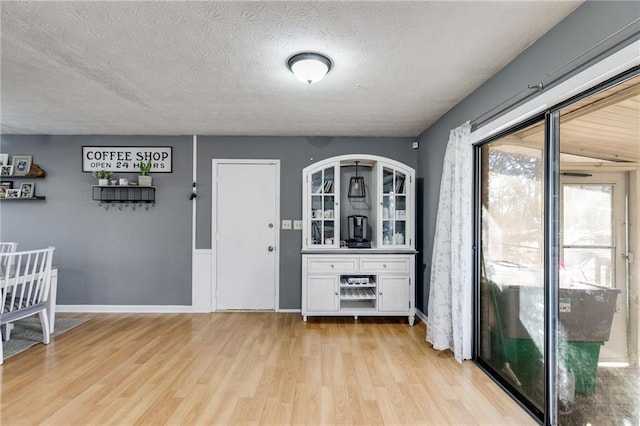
[268,223,274,228]
[268,246,274,252]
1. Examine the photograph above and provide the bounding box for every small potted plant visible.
[93,170,113,186]
[138,160,152,186]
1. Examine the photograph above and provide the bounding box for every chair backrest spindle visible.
[0,242,18,268]
[0,247,55,315]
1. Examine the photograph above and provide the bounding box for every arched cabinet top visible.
[302,153,415,252]
[303,154,415,175]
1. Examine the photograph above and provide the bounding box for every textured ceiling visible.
[0,1,582,137]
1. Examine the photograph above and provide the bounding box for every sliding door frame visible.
[473,66,639,425]
[472,113,547,420]
[543,110,560,426]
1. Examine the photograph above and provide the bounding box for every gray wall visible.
[196,136,416,309]
[415,1,640,312]
[0,135,193,305]
[0,135,414,308]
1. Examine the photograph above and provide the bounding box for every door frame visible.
[560,171,629,363]
[211,159,280,312]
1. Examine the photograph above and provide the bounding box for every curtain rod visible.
[470,17,640,131]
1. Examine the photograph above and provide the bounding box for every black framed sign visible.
[82,146,173,173]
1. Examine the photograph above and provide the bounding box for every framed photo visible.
[0,153,8,167]
[0,165,14,176]
[20,182,35,198]
[6,188,20,198]
[12,155,32,176]
[0,181,12,198]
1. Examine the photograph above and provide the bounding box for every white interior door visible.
[213,160,279,310]
[560,172,628,363]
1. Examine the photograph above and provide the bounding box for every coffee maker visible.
[347,215,371,248]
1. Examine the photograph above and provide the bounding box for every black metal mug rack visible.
[92,186,156,211]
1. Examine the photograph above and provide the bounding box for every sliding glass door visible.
[477,118,546,416]
[475,69,639,425]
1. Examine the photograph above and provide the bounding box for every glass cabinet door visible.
[309,165,337,247]
[381,166,408,247]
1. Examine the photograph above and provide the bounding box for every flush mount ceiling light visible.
[287,52,332,84]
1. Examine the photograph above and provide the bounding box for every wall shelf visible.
[1,165,47,200]
[0,196,46,201]
[92,186,155,203]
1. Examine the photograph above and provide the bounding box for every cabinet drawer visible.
[360,258,409,273]
[307,258,358,273]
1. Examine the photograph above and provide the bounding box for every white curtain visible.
[426,121,473,363]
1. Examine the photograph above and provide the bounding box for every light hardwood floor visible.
[1,313,536,425]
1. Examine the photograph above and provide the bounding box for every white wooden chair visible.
[0,242,18,253]
[0,242,18,267]
[0,246,55,364]
[0,242,18,343]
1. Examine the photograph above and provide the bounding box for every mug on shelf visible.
[393,233,405,245]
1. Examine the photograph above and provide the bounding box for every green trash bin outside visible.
[491,281,619,394]
[558,283,619,394]
[490,282,542,387]
[560,341,603,394]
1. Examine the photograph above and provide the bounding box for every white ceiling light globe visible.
[287,53,332,85]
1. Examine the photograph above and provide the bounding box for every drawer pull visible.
[383,264,387,268]
[330,264,334,268]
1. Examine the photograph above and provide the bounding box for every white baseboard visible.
[415,309,427,323]
[56,306,303,314]
[58,305,419,318]
[57,305,210,314]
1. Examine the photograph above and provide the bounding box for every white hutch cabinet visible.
[301,155,416,325]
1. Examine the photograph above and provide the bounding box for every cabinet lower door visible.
[307,276,339,311]
[378,276,410,312]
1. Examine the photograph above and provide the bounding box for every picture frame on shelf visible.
[0,165,14,176]
[0,153,8,167]
[0,181,13,198]
[20,182,35,198]
[12,155,32,176]
[6,188,20,198]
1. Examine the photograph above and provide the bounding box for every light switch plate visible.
[293,220,303,230]
[282,220,292,230]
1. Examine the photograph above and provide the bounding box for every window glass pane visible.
[562,248,613,287]
[311,170,323,194]
[324,167,334,194]
[383,168,393,193]
[563,185,612,246]
[479,119,545,411]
